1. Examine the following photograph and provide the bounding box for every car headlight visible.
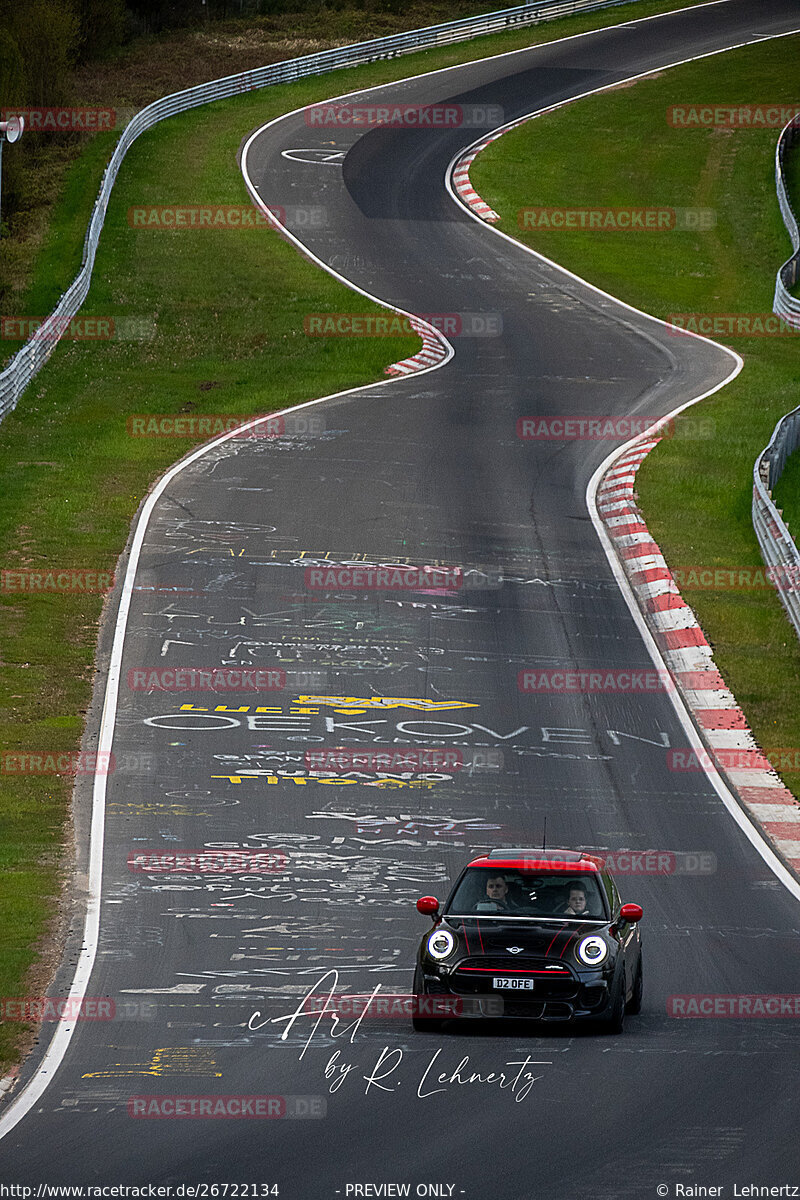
[427,929,456,960]
[576,935,608,966]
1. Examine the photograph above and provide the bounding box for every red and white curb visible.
[598,437,800,877]
[451,143,502,222]
[385,315,449,375]
[451,113,540,222]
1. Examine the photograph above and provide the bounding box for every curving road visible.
[2,1,800,1193]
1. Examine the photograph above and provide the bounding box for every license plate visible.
[492,976,534,991]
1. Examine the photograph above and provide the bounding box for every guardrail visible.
[0,0,641,424]
[773,115,800,329]
[753,118,800,639]
[753,410,800,639]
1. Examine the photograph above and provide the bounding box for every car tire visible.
[626,955,643,1015]
[598,972,625,1034]
[412,966,444,1033]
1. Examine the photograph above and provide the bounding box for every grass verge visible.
[471,32,800,797]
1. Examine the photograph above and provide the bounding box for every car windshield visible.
[446,867,607,919]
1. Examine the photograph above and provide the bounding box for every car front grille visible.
[450,956,579,999]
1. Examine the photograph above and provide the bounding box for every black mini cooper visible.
[413,848,643,1033]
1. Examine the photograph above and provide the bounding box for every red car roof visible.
[467,850,603,872]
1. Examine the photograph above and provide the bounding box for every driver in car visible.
[485,874,521,912]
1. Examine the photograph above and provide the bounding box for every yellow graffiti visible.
[211,774,441,789]
[83,1047,221,1079]
[296,695,479,712]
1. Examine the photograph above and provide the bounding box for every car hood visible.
[441,915,605,956]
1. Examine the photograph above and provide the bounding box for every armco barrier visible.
[773,116,800,329]
[753,119,800,640]
[0,0,641,424]
[753,408,800,640]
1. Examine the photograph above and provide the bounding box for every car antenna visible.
[542,816,547,852]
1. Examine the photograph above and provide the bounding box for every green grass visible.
[471,33,800,797]
[0,133,125,320]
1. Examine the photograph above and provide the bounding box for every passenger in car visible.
[563,881,591,916]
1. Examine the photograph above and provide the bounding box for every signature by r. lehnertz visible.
[248,969,551,1102]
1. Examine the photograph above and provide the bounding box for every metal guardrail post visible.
[773,116,800,328]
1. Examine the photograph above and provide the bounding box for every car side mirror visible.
[619,903,643,923]
[417,895,440,921]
